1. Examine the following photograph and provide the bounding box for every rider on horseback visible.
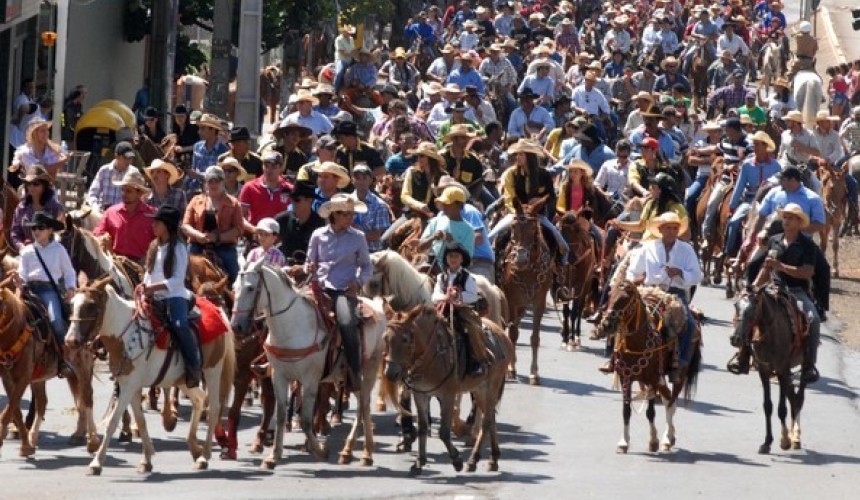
[432,241,491,376]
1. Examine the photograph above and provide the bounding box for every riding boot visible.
[726,347,751,375]
[459,306,492,376]
[185,368,202,389]
[598,356,614,374]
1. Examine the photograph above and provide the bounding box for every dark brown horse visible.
[499,198,554,384]
[556,211,597,350]
[732,286,807,453]
[696,159,734,286]
[597,281,702,453]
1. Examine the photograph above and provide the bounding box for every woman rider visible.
[488,139,570,266]
[307,194,373,392]
[10,165,64,252]
[556,159,604,248]
[140,205,200,388]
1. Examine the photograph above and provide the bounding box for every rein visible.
[505,215,552,300]
[387,314,456,394]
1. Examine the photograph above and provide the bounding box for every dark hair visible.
[484,121,502,136]
[615,139,631,152]
[24,181,55,207]
[145,224,183,280]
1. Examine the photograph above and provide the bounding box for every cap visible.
[262,150,283,163]
[255,217,280,234]
[352,163,373,176]
[115,141,136,158]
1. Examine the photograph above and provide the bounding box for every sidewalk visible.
[817,2,860,66]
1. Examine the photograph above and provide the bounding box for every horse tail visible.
[683,341,702,403]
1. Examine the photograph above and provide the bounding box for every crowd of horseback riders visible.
[2,0,860,471]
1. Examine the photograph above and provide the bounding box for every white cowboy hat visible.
[566,159,593,177]
[318,193,367,218]
[311,161,351,189]
[144,159,184,185]
[218,156,252,181]
[647,211,689,236]
[408,141,445,164]
[777,203,810,228]
[783,110,804,124]
[507,139,545,157]
[197,113,225,131]
[433,174,470,200]
[750,130,776,152]
[112,169,151,195]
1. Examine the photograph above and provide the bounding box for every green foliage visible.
[174,33,208,75]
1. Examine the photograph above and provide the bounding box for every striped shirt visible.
[147,187,188,215]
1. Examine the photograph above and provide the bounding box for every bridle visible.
[231,266,301,322]
[385,313,455,394]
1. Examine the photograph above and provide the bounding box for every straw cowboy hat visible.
[20,164,53,184]
[566,159,593,177]
[773,77,790,89]
[701,121,722,132]
[26,117,52,136]
[784,110,804,124]
[442,83,464,96]
[218,156,252,181]
[145,159,184,185]
[633,91,654,103]
[750,130,776,152]
[197,113,224,131]
[422,81,443,95]
[442,123,476,143]
[647,211,689,236]
[391,47,410,59]
[318,193,367,218]
[815,110,841,122]
[112,169,151,195]
[660,56,680,70]
[777,203,810,228]
[311,161,351,189]
[293,89,319,105]
[506,139,545,157]
[409,141,445,164]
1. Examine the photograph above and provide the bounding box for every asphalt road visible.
[0,281,858,500]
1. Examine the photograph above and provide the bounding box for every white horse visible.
[793,70,825,129]
[230,260,387,469]
[67,277,235,475]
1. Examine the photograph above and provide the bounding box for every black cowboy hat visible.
[25,211,65,231]
[229,126,252,142]
[143,106,161,119]
[445,101,470,113]
[290,180,318,201]
[146,204,182,231]
[332,120,359,136]
[171,104,189,115]
[442,241,471,268]
[518,87,540,100]
[574,123,602,144]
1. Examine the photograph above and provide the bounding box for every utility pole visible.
[149,0,179,115]
[208,0,233,118]
[235,0,263,135]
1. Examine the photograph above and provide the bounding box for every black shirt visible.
[336,142,384,173]
[219,150,263,178]
[765,232,817,290]
[275,210,325,264]
[172,122,200,147]
[442,150,484,192]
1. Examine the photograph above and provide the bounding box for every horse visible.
[760,40,785,96]
[388,217,425,266]
[695,160,734,286]
[597,282,702,453]
[67,204,103,232]
[688,38,714,110]
[556,211,598,351]
[1,180,20,254]
[230,260,387,469]
[260,65,282,125]
[67,276,235,475]
[732,287,808,453]
[820,167,847,277]
[793,70,825,130]
[59,214,138,296]
[499,199,554,384]
[382,305,513,474]
[845,153,860,236]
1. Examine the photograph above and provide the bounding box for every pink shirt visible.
[568,183,585,212]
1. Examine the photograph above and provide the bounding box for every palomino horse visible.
[733,287,808,453]
[0,285,100,457]
[230,260,387,469]
[597,282,702,453]
[383,305,514,474]
[820,166,847,277]
[67,277,236,475]
[557,212,597,351]
[499,199,554,384]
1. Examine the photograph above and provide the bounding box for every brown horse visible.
[389,216,426,266]
[1,180,20,256]
[557,211,597,350]
[382,305,513,474]
[732,287,808,453]
[597,282,702,453]
[820,167,847,277]
[499,199,554,384]
[260,65,282,125]
[696,160,734,286]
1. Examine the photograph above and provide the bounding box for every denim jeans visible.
[30,282,66,346]
[190,243,240,286]
[725,202,752,257]
[163,296,200,371]
[685,174,709,228]
[326,289,361,380]
[790,288,820,366]
[667,288,696,366]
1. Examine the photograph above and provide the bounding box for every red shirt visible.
[238,177,293,225]
[93,201,156,260]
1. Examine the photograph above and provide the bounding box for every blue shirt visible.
[385,152,414,176]
[563,143,616,175]
[730,157,782,210]
[188,139,229,192]
[758,186,826,229]
[446,68,485,96]
[518,75,555,101]
[629,129,678,161]
[307,225,373,290]
[405,22,436,46]
[422,215,476,258]
[462,203,493,263]
[507,105,554,138]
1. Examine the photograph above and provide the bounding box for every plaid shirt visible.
[478,57,518,90]
[247,245,287,267]
[554,31,580,53]
[352,191,391,252]
[188,139,229,192]
[147,187,188,215]
[86,162,141,210]
[708,84,749,113]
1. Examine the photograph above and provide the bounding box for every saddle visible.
[143,296,229,350]
[754,286,809,358]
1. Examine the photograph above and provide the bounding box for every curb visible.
[819,6,847,64]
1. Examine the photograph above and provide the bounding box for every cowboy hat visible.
[255,217,280,234]
[518,87,540,100]
[391,47,410,59]
[751,130,776,152]
[218,156,252,181]
[311,161,351,189]
[647,211,689,236]
[293,89,319,105]
[442,240,471,268]
[575,123,602,144]
[506,139,545,157]
[784,110,804,124]
[440,44,456,54]
[312,83,335,96]
[700,121,722,132]
[332,120,359,137]
[777,203,810,228]
[433,175,470,200]
[442,83,464,95]
[641,104,664,118]
[773,77,790,89]
[633,91,654,103]
[442,123,476,143]
[276,118,313,138]
[25,211,65,231]
[352,46,373,57]
[20,164,53,184]
[566,159,593,177]
[815,110,841,122]
[145,204,182,231]
[409,141,445,164]
[435,185,467,205]
[318,193,368,218]
[422,81,443,95]
[145,159,184,185]
[739,114,754,126]
[112,169,151,195]
[445,101,470,113]
[197,113,224,131]
[660,56,679,70]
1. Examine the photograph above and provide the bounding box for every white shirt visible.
[426,57,460,81]
[428,100,478,134]
[779,128,818,165]
[594,158,631,196]
[603,28,632,54]
[432,268,479,304]
[335,35,354,65]
[143,241,192,300]
[469,100,497,126]
[813,128,843,165]
[571,85,610,116]
[718,34,750,57]
[18,239,77,290]
[526,58,566,87]
[626,238,702,292]
[284,110,333,136]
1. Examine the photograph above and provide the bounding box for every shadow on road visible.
[774,449,860,466]
[518,375,614,398]
[808,376,859,400]
[643,449,769,467]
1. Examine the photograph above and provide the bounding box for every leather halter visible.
[386,313,456,394]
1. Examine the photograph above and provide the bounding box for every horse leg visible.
[791,382,805,450]
[358,363,377,466]
[299,376,327,461]
[396,388,416,452]
[88,388,133,475]
[256,376,275,449]
[261,371,289,470]
[646,398,658,453]
[758,370,774,454]
[486,394,502,472]
[617,383,631,454]
[561,303,571,349]
[507,318,520,379]
[777,375,792,450]
[833,223,840,278]
[573,299,583,348]
[529,303,545,385]
[222,368,250,460]
[26,382,47,451]
[161,386,179,432]
[661,395,677,452]
[410,394,431,475]
[147,386,160,411]
[437,395,463,472]
[183,386,208,469]
[118,409,134,443]
[130,392,155,473]
[466,390,489,472]
[3,375,34,457]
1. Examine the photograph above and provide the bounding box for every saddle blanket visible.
[155,297,229,350]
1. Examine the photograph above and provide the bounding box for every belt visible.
[667,287,687,295]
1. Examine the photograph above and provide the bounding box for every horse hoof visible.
[529,374,540,386]
[660,443,672,452]
[452,457,464,472]
[713,274,722,285]
[359,457,373,467]
[163,416,178,433]
[19,445,36,457]
[648,442,659,453]
[250,443,264,454]
[87,465,102,476]
[506,370,517,381]
[560,341,568,350]
[312,446,329,461]
[338,452,353,465]
[780,437,791,450]
[409,464,422,476]
[396,442,412,453]
[792,440,801,450]
[132,428,141,438]
[118,431,132,443]
[261,459,276,470]
[194,459,208,470]
[87,439,101,454]
[758,444,771,455]
[69,435,87,447]
[616,445,628,454]
[466,461,477,472]
[375,402,387,412]
[565,341,575,352]
[138,462,153,474]
[487,462,499,472]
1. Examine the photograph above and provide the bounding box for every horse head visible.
[600,280,641,336]
[67,274,112,348]
[509,206,544,266]
[231,259,265,337]
[383,304,437,381]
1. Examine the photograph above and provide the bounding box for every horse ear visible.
[406,304,425,320]
[93,274,113,291]
[64,213,75,229]
[512,197,524,215]
[382,298,396,320]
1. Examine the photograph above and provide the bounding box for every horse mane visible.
[371,250,432,306]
